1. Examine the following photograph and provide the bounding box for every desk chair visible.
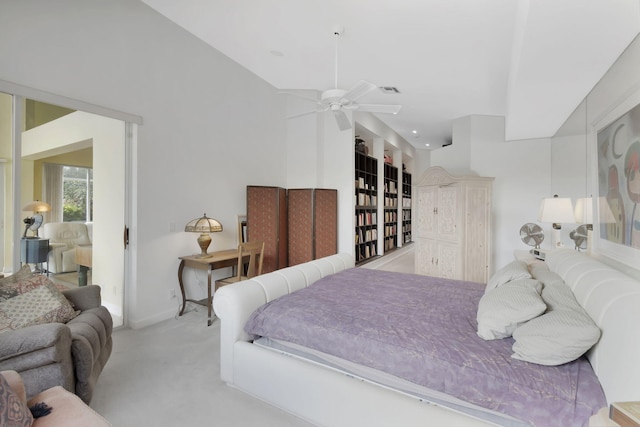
[215,241,264,290]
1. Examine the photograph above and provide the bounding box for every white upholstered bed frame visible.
[213,250,640,426]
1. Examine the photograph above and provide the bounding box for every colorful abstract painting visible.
[597,103,640,249]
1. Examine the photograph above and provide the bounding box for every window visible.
[63,166,93,222]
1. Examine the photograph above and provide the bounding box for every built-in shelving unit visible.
[355,151,378,263]
[383,162,398,252]
[402,171,412,244]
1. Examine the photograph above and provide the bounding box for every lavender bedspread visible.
[244,268,606,427]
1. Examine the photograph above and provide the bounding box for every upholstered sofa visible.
[40,222,92,274]
[0,370,111,426]
[0,270,112,404]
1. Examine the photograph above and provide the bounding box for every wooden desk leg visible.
[178,260,187,316]
[207,266,213,326]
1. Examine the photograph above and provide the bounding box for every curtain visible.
[43,163,63,223]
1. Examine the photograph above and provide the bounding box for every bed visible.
[212,249,640,426]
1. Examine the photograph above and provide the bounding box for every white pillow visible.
[477,278,546,340]
[512,279,601,365]
[485,260,531,293]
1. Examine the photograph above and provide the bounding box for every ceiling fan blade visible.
[342,80,377,102]
[356,104,402,114]
[333,110,351,131]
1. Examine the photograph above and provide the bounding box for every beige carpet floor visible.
[90,246,415,426]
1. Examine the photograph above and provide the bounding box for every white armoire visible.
[415,167,494,283]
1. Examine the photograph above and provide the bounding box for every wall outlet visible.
[169,289,176,299]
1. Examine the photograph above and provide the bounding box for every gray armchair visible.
[0,285,112,403]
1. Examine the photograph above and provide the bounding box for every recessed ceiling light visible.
[270,50,284,57]
[425,143,430,147]
[412,130,417,134]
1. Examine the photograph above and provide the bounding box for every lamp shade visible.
[574,197,593,225]
[185,213,222,257]
[22,201,51,213]
[538,195,575,224]
[574,196,617,224]
[184,214,223,233]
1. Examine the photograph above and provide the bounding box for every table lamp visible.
[22,200,51,239]
[185,213,223,257]
[538,195,575,248]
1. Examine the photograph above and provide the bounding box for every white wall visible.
[431,116,473,175]
[0,0,290,328]
[427,114,590,271]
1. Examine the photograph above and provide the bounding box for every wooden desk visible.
[178,249,240,326]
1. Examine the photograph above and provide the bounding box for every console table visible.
[178,249,244,326]
[75,244,92,286]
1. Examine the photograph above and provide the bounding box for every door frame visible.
[0,79,141,327]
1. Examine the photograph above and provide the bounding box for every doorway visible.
[0,88,138,329]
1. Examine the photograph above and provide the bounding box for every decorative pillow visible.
[512,278,601,365]
[485,260,531,293]
[0,272,79,333]
[477,278,546,340]
[0,374,33,427]
[0,265,36,287]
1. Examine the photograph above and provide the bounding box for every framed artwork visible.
[594,94,640,266]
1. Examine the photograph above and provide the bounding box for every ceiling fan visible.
[286,28,402,131]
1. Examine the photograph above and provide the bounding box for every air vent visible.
[379,86,400,94]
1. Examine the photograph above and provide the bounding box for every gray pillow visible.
[485,260,531,293]
[512,278,601,365]
[477,278,546,340]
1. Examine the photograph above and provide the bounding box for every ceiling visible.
[140,0,640,149]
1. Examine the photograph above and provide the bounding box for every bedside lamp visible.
[574,197,594,230]
[185,213,223,257]
[538,195,575,248]
[575,196,616,226]
[22,200,51,239]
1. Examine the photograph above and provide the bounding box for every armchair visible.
[0,284,112,404]
[41,223,92,274]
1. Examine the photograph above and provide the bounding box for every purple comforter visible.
[244,268,606,427]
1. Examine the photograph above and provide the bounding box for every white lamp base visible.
[551,227,564,249]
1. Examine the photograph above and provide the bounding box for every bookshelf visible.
[402,172,412,244]
[383,162,398,252]
[355,151,378,263]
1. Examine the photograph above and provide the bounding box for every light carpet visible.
[90,246,415,426]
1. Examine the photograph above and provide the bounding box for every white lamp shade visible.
[574,197,593,224]
[22,200,51,213]
[538,196,575,224]
[574,196,616,224]
[597,197,616,223]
